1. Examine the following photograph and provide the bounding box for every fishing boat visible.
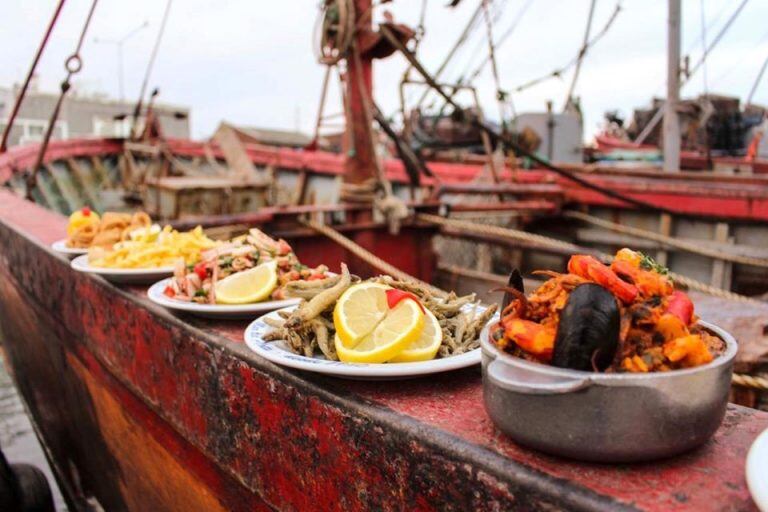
[1,1,768,510]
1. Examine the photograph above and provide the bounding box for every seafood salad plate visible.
[149,229,328,319]
[245,264,497,379]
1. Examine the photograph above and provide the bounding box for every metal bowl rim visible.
[480,320,737,383]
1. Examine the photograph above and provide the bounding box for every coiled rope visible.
[302,219,446,298]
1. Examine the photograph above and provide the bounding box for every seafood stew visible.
[490,248,726,373]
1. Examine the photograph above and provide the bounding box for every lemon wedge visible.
[333,282,391,347]
[334,298,424,363]
[214,260,277,304]
[389,307,443,363]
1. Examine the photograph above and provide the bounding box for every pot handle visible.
[486,359,592,394]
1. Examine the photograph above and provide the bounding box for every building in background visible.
[0,78,190,147]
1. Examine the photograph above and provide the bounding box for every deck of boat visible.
[0,189,767,511]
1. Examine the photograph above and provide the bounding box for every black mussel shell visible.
[551,283,620,372]
[501,269,525,311]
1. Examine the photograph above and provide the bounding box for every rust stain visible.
[69,353,228,512]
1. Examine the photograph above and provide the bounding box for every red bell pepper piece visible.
[163,285,175,298]
[385,289,425,313]
[666,290,694,325]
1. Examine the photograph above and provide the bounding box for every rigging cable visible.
[480,0,513,126]
[131,0,173,137]
[699,0,709,96]
[414,2,484,110]
[514,2,622,93]
[563,0,598,112]
[26,0,99,199]
[0,0,67,154]
[746,47,768,106]
[634,0,751,145]
[438,0,534,116]
[379,23,676,215]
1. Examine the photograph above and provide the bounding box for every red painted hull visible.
[1,188,767,511]
[4,137,768,221]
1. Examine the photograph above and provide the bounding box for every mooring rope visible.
[417,213,765,305]
[301,219,446,298]
[564,210,768,268]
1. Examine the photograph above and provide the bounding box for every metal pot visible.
[480,321,737,463]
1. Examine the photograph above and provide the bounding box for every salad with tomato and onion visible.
[164,228,327,304]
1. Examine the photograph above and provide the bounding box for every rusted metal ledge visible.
[0,191,766,511]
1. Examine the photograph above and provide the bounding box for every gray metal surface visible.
[480,321,737,463]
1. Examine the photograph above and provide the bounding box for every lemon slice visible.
[214,260,277,304]
[335,299,424,363]
[333,282,391,347]
[389,308,442,363]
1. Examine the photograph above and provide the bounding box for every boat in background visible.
[1,0,768,510]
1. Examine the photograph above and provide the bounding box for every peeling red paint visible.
[0,191,766,511]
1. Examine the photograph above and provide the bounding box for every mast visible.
[663,0,681,172]
[343,0,377,186]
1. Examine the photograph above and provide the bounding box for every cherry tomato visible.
[385,289,425,313]
[193,262,208,280]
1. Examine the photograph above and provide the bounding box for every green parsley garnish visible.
[638,252,669,276]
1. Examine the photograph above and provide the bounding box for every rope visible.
[131,0,173,137]
[301,219,447,297]
[0,0,67,153]
[732,373,768,391]
[417,213,764,304]
[459,0,534,86]
[379,24,675,216]
[564,210,768,268]
[514,2,622,93]
[26,0,99,199]
[563,0,597,111]
[414,2,484,109]
[480,0,513,123]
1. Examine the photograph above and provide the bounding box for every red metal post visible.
[343,0,377,186]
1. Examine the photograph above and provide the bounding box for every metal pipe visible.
[0,0,67,153]
[663,0,682,172]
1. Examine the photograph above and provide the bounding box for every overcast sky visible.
[3,1,767,140]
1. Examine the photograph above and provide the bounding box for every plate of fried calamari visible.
[245,263,498,379]
[53,207,154,257]
[70,213,218,284]
[148,229,329,319]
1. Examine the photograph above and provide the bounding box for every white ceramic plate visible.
[747,427,768,512]
[71,254,174,284]
[244,306,493,380]
[147,278,301,319]
[52,239,87,257]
